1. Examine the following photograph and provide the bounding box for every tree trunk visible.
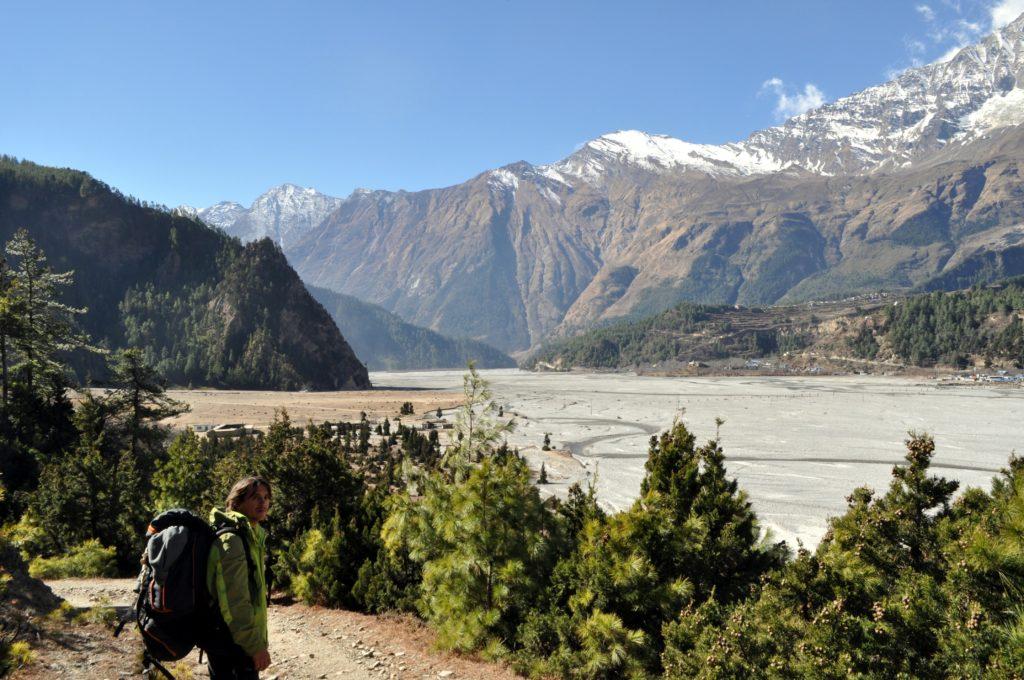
[1,332,7,409]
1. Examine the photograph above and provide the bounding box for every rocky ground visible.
[13,579,521,680]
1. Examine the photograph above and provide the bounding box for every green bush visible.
[1,514,48,561]
[28,539,117,579]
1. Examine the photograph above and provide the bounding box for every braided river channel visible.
[371,369,1024,548]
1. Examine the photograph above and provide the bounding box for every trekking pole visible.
[141,651,176,680]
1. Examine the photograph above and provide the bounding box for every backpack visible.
[115,509,255,666]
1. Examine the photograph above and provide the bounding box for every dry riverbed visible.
[373,369,1024,548]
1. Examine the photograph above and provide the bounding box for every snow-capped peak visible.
[197,201,246,229]
[487,168,520,194]
[553,130,786,180]
[171,204,199,219]
[555,11,1024,182]
[199,185,344,248]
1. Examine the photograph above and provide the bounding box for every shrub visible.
[1,514,48,560]
[28,539,117,579]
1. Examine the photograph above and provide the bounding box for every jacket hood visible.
[209,507,267,544]
[210,508,250,529]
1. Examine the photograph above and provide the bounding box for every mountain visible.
[307,286,516,370]
[208,14,1024,353]
[0,157,370,390]
[198,183,345,249]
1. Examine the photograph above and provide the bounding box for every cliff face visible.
[0,157,369,390]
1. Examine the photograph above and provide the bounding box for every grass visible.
[1,640,35,673]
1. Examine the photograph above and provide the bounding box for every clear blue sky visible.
[1,0,1016,207]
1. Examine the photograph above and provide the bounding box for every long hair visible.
[226,476,272,511]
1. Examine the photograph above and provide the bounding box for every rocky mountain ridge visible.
[200,183,345,249]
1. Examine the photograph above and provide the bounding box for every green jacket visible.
[206,508,268,657]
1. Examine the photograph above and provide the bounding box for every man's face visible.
[238,484,271,524]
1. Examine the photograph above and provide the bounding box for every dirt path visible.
[31,579,522,680]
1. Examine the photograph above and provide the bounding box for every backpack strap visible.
[142,650,177,680]
[214,526,258,602]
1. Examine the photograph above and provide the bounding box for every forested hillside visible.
[524,301,834,370]
[526,280,1024,371]
[309,286,515,370]
[878,280,1024,367]
[0,157,368,389]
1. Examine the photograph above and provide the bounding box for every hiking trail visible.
[16,579,520,680]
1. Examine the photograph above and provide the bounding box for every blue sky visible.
[1,0,1021,208]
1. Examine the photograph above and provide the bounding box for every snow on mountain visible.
[487,168,520,194]
[551,12,1024,182]
[552,130,786,181]
[171,205,199,219]
[961,83,1024,134]
[738,11,1024,175]
[199,185,343,248]
[197,201,246,229]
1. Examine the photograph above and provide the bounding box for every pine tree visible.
[538,462,548,484]
[106,348,188,467]
[30,393,146,570]
[151,428,220,513]
[660,433,966,678]
[533,421,786,675]
[5,229,94,393]
[383,366,554,655]
[443,361,513,473]
[384,454,553,655]
[0,257,25,409]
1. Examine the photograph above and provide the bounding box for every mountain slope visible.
[0,157,369,389]
[209,13,1024,353]
[308,286,515,370]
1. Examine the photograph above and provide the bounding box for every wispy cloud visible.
[991,0,1024,27]
[761,78,826,120]
[898,0,1024,69]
